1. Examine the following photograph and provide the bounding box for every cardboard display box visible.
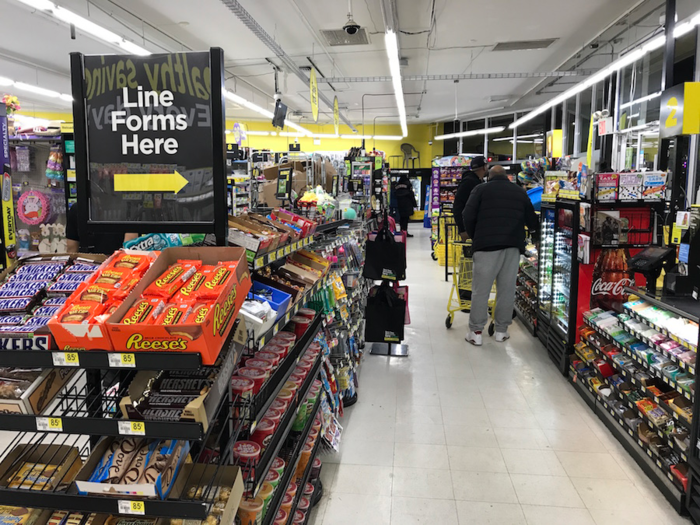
[48,251,156,352]
[0,253,108,351]
[167,464,244,525]
[106,247,251,365]
[0,368,75,415]
[75,438,189,499]
[0,444,82,491]
[260,175,307,208]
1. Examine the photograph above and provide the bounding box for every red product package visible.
[59,302,105,323]
[198,261,239,299]
[172,267,211,302]
[187,303,210,325]
[113,276,142,301]
[121,298,163,325]
[142,261,201,299]
[107,252,151,275]
[93,268,133,288]
[79,284,114,305]
[104,301,123,317]
[154,302,193,325]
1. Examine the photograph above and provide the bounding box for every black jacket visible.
[394,180,417,219]
[463,174,539,253]
[452,171,482,233]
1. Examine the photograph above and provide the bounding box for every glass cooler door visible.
[552,205,575,337]
[538,206,555,320]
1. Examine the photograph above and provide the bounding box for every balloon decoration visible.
[17,190,50,225]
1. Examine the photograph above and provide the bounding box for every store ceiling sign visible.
[546,130,563,158]
[71,50,227,236]
[597,117,613,136]
[310,69,319,122]
[660,82,700,139]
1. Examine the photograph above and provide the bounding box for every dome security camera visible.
[344,14,360,35]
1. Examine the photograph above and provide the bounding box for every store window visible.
[487,114,515,161]
[579,87,592,157]
[565,99,576,156]
[674,31,697,84]
[618,48,662,130]
[514,111,546,160]
[461,119,486,155]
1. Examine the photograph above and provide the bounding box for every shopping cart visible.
[445,240,497,334]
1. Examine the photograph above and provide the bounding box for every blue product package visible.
[0,315,27,326]
[88,439,122,483]
[34,306,61,318]
[0,298,33,312]
[66,263,100,273]
[56,273,90,283]
[43,297,67,306]
[48,281,82,294]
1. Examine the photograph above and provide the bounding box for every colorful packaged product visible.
[596,173,619,201]
[121,298,163,325]
[142,261,201,299]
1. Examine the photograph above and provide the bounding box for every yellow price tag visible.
[118,500,145,515]
[121,353,135,365]
[131,421,145,434]
[36,416,62,432]
[131,502,145,514]
[118,420,145,436]
[255,257,263,268]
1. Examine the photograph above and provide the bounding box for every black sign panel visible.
[71,50,227,239]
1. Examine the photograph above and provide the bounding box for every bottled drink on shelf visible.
[590,248,634,312]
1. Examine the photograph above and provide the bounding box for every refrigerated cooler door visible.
[552,207,575,337]
[538,207,555,320]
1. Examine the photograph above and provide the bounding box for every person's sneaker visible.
[406,233,414,237]
[466,331,483,346]
[495,331,510,342]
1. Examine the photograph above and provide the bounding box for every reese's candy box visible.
[60,302,104,324]
[198,262,238,300]
[121,298,163,325]
[154,303,192,326]
[79,284,113,304]
[142,261,200,299]
[113,276,142,301]
[107,252,151,275]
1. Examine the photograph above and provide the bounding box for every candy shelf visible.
[0,324,244,440]
[247,350,323,497]
[569,366,685,510]
[251,236,315,270]
[248,313,323,431]
[0,318,244,370]
[261,391,323,525]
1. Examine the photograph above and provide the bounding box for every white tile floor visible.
[308,225,690,525]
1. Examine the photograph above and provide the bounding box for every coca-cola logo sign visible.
[591,278,633,296]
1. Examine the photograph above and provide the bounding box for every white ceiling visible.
[0,0,678,127]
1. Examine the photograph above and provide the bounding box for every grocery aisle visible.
[309,225,690,525]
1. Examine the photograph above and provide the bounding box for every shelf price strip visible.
[108,353,136,368]
[118,421,146,436]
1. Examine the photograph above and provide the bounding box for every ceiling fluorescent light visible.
[13,82,60,98]
[246,131,270,136]
[311,133,340,138]
[224,90,275,119]
[59,93,73,102]
[0,77,13,86]
[278,132,303,137]
[509,9,700,131]
[619,91,661,109]
[16,0,150,55]
[493,133,542,141]
[434,126,505,141]
[284,120,311,136]
[341,134,372,139]
[373,135,404,140]
[385,30,408,137]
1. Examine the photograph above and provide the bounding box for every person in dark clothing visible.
[463,165,539,346]
[453,156,488,241]
[394,175,417,237]
[66,204,137,254]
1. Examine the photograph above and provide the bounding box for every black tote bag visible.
[365,283,406,342]
[363,226,406,281]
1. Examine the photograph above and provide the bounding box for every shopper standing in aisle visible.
[394,175,417,237]
[463,165,539,345]
[452,156,488,241]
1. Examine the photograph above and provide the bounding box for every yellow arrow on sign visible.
[114,171,188,194]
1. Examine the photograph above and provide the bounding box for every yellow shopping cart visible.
[446,241,496,333]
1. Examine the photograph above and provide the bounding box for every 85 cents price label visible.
[118,500,145,515]
[108,353,136,368]
[36,417,63,432]
[52,352,80,367]
[118,421,146,436]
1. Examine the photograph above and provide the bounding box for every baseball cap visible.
[470,156,487,170]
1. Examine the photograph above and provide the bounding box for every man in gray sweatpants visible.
[463,166,539,346]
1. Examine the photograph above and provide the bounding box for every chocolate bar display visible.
[0,506,43,525]
[76,438,189,499]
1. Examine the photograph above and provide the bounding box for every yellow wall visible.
[20,110,441,169]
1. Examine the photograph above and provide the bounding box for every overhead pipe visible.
[219,0,357,132]
[317,70,596,83]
